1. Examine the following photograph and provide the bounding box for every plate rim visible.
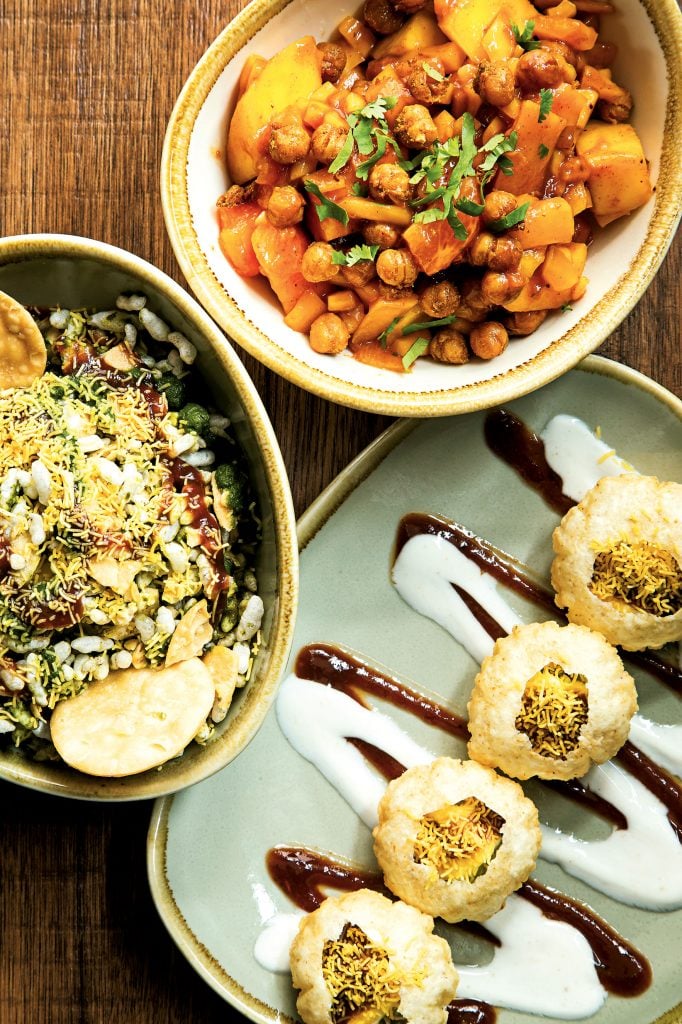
[147,353,682,1023]
[160,0,682,417]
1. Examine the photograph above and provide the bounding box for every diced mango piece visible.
[576,123,652,226]
[563,182,592,215]
[532,14,598,49]
[340,197,412,226]
[352,342,407,372]
[550,83,598,128]
[482,11,516,61]
[504,242,587,310]
[227,37,322,184]
[497,100,566,194]
[434,0,536,61]
[352,297,419,347]
[509,197,575,248]
[284,291,328,332]
[580,65,630,104]
[373,10,449,58]
[338,15,376,57]
[237,55,267,99]
[217,202,262,277]
[251,217,319,313]
[541,243,584,291]
[364,67,413,125]
[434,109,457,142]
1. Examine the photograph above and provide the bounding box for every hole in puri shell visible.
[589,540,682,617]
[413,796,505,884]
[515,661,588,760]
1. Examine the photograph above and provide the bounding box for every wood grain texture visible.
[0,0,679,1021]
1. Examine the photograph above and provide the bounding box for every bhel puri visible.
[289,888,458,1024]
[467,620,637,781]
[373,757,541,923]
[551,474,682,651]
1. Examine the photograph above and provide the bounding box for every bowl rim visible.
[0,232,299,801]
[161,0,682,417]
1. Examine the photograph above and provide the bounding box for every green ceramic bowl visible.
[0,233,298,800]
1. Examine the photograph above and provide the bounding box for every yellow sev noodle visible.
[515,661,588,759]
[589,540,682,617]
[413,796,505,884]
[322,923,403,1024]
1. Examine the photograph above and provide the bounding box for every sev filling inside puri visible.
[589,540,682,617]
[322,923,403,1024]
[413,796,505,884]
[515,661,588,759]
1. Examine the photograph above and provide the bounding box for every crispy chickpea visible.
[470,232,522,272]
[317,42,347,84]
[394,105,438,149]
[217,183,255,208]
[362,222,402,250]
[406,63,453,105]
[558,155,590,184]
[311,122,349,165]
[456,279,492,322]
[481,270,525,306]
[309,313,350,354]
[429,328,469,364]
[477,61,516,108]
[538,39,578,69]
[482,191,517,225]
[376,248,420,288]
[584,40,617,69]
[419,280,460,318]
[597,94,633,123]
[301,242,341,283]
[379,283,414,301]
[363,0,404,33]
[338,260,377,288]
[470,321,509,359]
[266,186,305,227]
[516,50,564,91]
[368,164,412,205]
[503,310,548,336]
[556,126,578,152]
[268,115,311,165]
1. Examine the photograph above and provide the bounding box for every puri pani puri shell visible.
[467,620,637,781]
[373,758,541,924]
[290,889,458,1024]
[551,474,682,651]
[0,289,47,389]
[50,658,215,777]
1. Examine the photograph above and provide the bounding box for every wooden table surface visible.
[0,1,680,1021]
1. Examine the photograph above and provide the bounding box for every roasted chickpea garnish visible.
[309,313,350,354]
[376,248,420,288]
[504,310,548,336]
[268,115,311,164]
[470,233,523,273]
[363,0,404,35]
[311,123,349,165]
[406,62,453,105]
[266,186,305,227]
[516,50,565,91]
[217,183,254,207]
[456,279,492,322]
[482,191,517,225]
[598,94,633,123]
[430,328,469,363]
[394,105,438,149]
[419,280,460,318]
[301,242,341,283]
[368,164,411,205]
[338,260,377,288]
[470,321,509,359]
[477,61,516,108]
[481,270,525,306]
[362,222,402,250]
[317,42,346,84]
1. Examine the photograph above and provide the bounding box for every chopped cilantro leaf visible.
[401,314,457,336]
[512,20,540,50]
[303,181,349,226]
[479,131,518,187]
[329,96,400,176]
[331,244,380,267]
[378,315,401,349]
[423,62,444,82]
[538,143,550,159]
[487,201,530,232]
[561,302,573,313]
[351,181,366,196]
[401,336,430,370]
[328,130,355,174]
[538,89,554,123]
[455,197,485,216]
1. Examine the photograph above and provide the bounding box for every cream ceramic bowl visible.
[162,0,682,417]
[0,234,298,800]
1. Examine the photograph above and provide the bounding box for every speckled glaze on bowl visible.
[161,0,682,417]
[0,233,298,801]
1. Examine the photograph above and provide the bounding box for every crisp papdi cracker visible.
[0,290,47,389]
[165,600,213,666]
[203,645,239,723]
[87,557,143,597]
[50,658,215,777]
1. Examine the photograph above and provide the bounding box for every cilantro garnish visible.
[401,314,458,335]
[487,201,530,232]
[328,97,399,178]
[401,336,430,370]
[561,302,573,313]
[378,316,401,349]
[479,131,518,186]
[538,89,554,123]
[512,21,540,50]
[423,62,444,82]
[538,143,550,159]
[303,181,349,226]
[331,244,379,267]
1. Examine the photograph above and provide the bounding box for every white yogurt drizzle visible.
[270,674,606,1016]
[539,414,634,502]
[627,716,682,777]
